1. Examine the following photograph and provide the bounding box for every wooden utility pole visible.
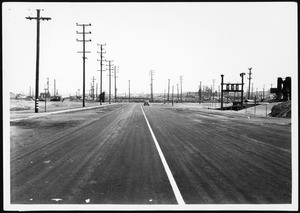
[149,70,155,102]
[167,79,170,104]
[108,60,113,104]
[114,66,119,103]
[76,23,92,107]
[251,83,254,99]
[212,79,215,101]
[54,79,56,97]
[199,81,202,104]
[47,78,49,98]
[26,9,51,113]
[96,83,98,99]
[97,43,106,105]
[177,84,179,102]
[128,80,131,103]
[92,76,96,100]
[180,75,183,103]
[247,67,252,100]
[240,72,246,108]
[44,88,47,112]
[221,74,224,110]
[172,85,174,106]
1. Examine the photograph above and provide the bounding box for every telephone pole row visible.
[26,9,51,113]
[76,23,92,107]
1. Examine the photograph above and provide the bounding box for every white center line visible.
[140,104,185,205]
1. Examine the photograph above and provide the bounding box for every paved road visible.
[10,103,291,204]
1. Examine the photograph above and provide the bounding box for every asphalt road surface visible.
[10,103,291,204]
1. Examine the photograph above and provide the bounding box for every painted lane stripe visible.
[140,104,185,205]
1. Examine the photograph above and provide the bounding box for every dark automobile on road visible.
[144,100,150,106]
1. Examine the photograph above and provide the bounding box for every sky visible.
[3,2,298,97]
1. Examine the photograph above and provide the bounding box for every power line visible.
[76,23,92,107]
[26,9,51,113]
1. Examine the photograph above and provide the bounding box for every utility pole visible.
[47,78,49,98]
[164,89,166,104]
[167,79,170,104]
[247,67,252,100]
[97,43,106,105]
[199,81,202,104]
[92,76,96,100]
[54,79,56,97]
[180,75,183,103]
[149,70,155,102]
[221,75,224,110]
[172,85,174,106]
[96,83,98,99]
[263,84,265,100]
[76,23,92,107]
[212,79,215,101]
[240,72,246,108]
[26,9,51,113]
[108,60,113,104]
[251,83,254,99]
[128,80,130,103]
[177,84,179,102]
[44,88,47,112]
[114,66,119,103]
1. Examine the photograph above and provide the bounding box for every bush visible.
[269,101,291,118]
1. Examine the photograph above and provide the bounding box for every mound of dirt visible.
[269,101,291,118]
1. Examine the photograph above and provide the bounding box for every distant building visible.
[15,93,27,99]
[10,92,16,99]
[40,92,51,98]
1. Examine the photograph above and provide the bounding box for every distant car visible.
[144,100,150,106]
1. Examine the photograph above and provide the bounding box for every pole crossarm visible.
[26,16,51,21]
[76,39,92,42]
[76,31,91,34]
[76,23,91,26]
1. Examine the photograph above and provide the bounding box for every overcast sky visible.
[3,2,297,96]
